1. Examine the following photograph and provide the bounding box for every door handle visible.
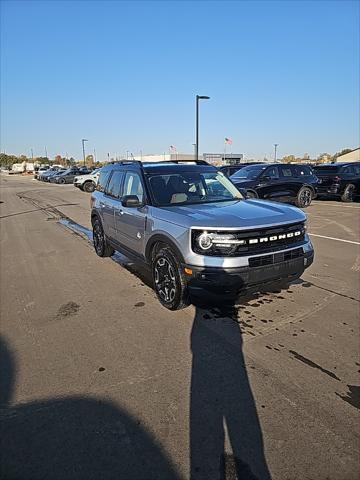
[115,209,124,215]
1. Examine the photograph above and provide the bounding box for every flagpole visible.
[224,141,226,164]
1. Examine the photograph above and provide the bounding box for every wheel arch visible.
[145,234,185,265]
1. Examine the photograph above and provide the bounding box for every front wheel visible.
[92,218,114,257]
[295,186,313,208]
[83,181,95,193]
[246,190,258,199]
[341,183,356,203]
[59,178,66,184]
[152,247,190,310]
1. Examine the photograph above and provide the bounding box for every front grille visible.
[249,247,303,268]
[191,221,306,257]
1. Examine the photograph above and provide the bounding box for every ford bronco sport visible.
[91,160,314,310]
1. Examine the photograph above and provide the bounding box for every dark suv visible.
[230,163,318,208]
[313,162,360,202]
[220,162,264,177]
[91,160,313,310]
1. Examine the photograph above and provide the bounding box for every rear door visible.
[114,171,147,257]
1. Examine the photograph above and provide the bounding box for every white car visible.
[74,168,101,193]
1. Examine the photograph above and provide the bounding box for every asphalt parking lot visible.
[0,174,359,480]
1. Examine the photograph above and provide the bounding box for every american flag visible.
[169,145,177,152]
[224,137,232,145]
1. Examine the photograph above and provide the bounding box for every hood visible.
[152,199,306,229]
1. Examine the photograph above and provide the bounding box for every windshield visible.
[148,171,243,206]
[231,165,267,180]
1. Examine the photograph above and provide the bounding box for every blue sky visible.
[1,0,359,161]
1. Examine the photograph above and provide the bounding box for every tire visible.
[246,190,258,199]
[92,217,114,257]
[83,181,95,193]
[341,183,356,203]
[59,178,66,184]
[152,246,190,310]
[295,186,313,208]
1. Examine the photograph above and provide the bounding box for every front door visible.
[114,171,147,257]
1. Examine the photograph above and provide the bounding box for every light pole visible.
[82,139,88,166]
[195,95,210,161]
[274,143,279,163]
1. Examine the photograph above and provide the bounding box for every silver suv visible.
[91,160,314,310]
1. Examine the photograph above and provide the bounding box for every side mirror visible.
[261,175,271,182]
[122,195,142,208]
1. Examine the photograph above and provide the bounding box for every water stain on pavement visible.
[57,301,80,317]
[336,385,360,410]
[289,350,340,381]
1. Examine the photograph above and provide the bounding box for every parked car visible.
[74,168,102,193]
[53,167,90,184]
[34,166,50,179]
[38,167,66,181]
[220,162,264,177]
[313,162,360,202]
[230,163,318,208]
[90,160,314,310]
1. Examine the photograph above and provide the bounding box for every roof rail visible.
[144,159,210,166]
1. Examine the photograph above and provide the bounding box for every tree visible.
[317,153,332,163]
[332,148,353,161]
[85,155,94,168]
[282,155,296,163]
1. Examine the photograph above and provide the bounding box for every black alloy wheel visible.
[59,177,66,184]
[341,184,355,203]
[152,246,189,310]
[92,218,114,257]
[296,187,312,208]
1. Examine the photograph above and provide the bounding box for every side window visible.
[279,165,294,178]
[353,165,360,175]
[105,171,124,199]
[97,170,112,192]
[341,165,353,174]
[295,165,312,176]
[264,166,279,179]
[123,172,144,203]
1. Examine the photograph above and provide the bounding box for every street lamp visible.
[82,139,88,166]
[274,143,279,163]
[195,95,210,161]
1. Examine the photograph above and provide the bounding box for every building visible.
[335,148,360,163]
[202,153,244,166]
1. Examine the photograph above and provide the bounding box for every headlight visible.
[192,230,246,255]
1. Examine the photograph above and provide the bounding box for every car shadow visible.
[189,290,272,480]
[0,336,180,480]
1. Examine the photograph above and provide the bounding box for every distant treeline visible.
[0,153,104,169]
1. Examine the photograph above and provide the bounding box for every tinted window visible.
[313,165,339,173]
[105,171,124,198]
[264,166,279,179]
[295,165,313,176]
[123,172,144,203]
[341,165,354,174]
[97,169,112,192]
[279,165,294,177]
[353,165,360,175]
[231,165,267,180]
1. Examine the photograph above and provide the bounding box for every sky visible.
[1,0,359,161]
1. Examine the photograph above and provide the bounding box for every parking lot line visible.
[309,233,360,245]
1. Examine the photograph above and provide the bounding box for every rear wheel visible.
[341,183,355,203]
[295,186,312,208]
[59,178,66,184]
[152,246,190,310]
[92,217,114,257]
[83,181,95,193]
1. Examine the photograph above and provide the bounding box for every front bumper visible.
[185,245,314,299]
[317,184,340,195]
